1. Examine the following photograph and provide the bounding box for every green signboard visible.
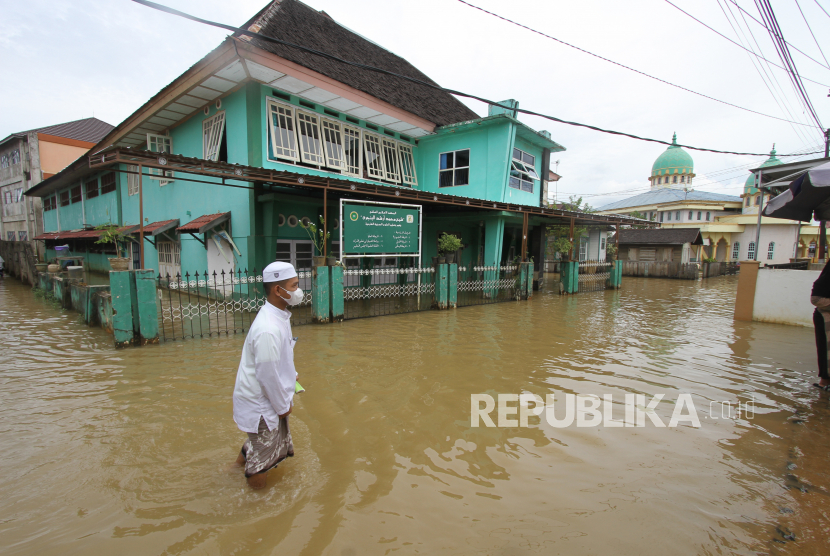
[341,202,421,255]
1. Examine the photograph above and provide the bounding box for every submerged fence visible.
[620,261,739,280]
[156,269,313,341]
[577,260,613,293]
[457,265,523,306]
[342,266,436,320]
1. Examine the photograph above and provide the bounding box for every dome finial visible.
[672,132,677,145]
[771,143,776,156]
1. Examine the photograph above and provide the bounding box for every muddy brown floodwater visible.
[1,275,829,555]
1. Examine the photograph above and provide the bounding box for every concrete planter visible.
[108,258,130,271]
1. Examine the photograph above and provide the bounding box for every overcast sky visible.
[2,0,829,207]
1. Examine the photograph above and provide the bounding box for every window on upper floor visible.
[6,231,14,241]
[732,242,740,259]
[15,188,23,203]
[265,98,417,186]
[147,134,174,185]
[9,149,20,165]
[754,195,760,205]
[100,172,116,194]
[43,195,55,211]
[18,231,27,241]
[59,190,70,207]
[706,211,711,221]
[70,185,82,204]
[688,211,693,220]
[127,165,139,196]
[509,148,537,192]
[667,212,671,221]
[0,154,8,169]
[439,149,470,187]
[675,211,680,220]
[680,175,686,183]
[697,211,701,220]
[660,212,664,222]
[745,197,750,206]
[673,175,678,183]
[203,111,226,162]
[86,177,99,200]
[767,241,775,260]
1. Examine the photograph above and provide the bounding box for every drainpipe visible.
[753,169,763,261]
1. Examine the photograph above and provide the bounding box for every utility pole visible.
[753,169,763,261]
[820,129,829,261]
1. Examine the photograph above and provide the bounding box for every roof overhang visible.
[132,219,180,236]
[83,147,654,228]
[435,114,566,152]
[178,212,231,234]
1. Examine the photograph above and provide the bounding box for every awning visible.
[764,161,830,222]
[177,212,230,234]
[33,225,138,241]
[131,219,179,236]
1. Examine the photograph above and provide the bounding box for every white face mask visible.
[279,286,304,306]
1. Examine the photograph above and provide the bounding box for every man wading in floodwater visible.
[232,261,303,489]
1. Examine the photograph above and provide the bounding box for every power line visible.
[454,0,819,128]
[130,0,824,158]
[794,0,830,67]
[717,0,815,146]
[726,0,830,69]
[814,0,830,19]
[663,0,828,87]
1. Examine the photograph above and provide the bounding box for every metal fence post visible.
[525,262,534,299]
[312,265,330,323]
[135,269,159,344]
[451,264,457,303]
[330,264,344,321]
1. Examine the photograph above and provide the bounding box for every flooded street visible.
[1,275,829,555]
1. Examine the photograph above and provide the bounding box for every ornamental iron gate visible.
[157,268,314,341]
[342,266,437,320]
[577,260,612,292]
[456,264,522,306]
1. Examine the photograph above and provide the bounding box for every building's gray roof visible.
[0,117,114,147]
[597,188,741,212]
[239,0,479,126]
[617,228,703,246]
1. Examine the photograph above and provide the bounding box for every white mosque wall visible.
[730,224,801,264]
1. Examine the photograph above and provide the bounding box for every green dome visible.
[744,145,782,194]
[651,133,694,177]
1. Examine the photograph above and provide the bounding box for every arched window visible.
[680,175,685,183]
[660,212,664,222]
[748,241,756,260]
[688,211,693,220]
[745,197,750,207]
[755,196,760,206]
[667,212,672,221]
[810,241,817,255]
[706,212,711,221]
[732,242,740,259]
[658,177,663,184]
[697,211,702,220]
[767,242,775,260]
[673,175,678,183]
[675,211,680,220]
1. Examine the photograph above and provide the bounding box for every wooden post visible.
[568,218,575,260]
[137,164,144,270]
[520,212,529,262]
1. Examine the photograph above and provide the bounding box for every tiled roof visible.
[239,0,479,126]
[597,188,742,212]
[617,228,703,246]
[2,117,114,146]
[177,213,230,233]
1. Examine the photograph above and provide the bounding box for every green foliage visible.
[550,237,573,255]
[702,256,718,263]
[606,241,618,257]
[438,233,462,254]
[94,224,127,258]
[625,211,653,229]
[301,215,331,255]
[558,195,595,213]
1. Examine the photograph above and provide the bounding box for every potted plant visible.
[550,237,573,262]
[301,215,331,267]
[606,242,618,261]
[438,233,462,264]
[94,224,130,271]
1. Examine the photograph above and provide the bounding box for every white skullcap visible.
[262,261,297,283]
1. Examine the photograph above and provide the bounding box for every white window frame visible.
[747,241,756,260]
[146,134,174,185]
[266,98,300,162]
[438,149,470,187]
[342,124,362,178]
[509,148,537,192]
[732,242,740,260]
[362,131,386,180]
[157,240,182,278]
[202,110,226,162]
[767,241,775,260]
[127,165,139,196]
[398,142,417,186]
[380,137,401,184]
[320,119,345,170]
[296,110,325,166]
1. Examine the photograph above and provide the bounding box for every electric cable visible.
[454,0,820,127]
[130,0,825,158]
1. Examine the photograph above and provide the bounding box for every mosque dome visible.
[651,133,694,177]
[744,145,783,194]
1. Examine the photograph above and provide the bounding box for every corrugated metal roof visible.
[1,117,114,146]
[33,225,137,241]
[177,213,230,233]
[617,228,703,245]
[597,188,741,211]
[131,219,179,236]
